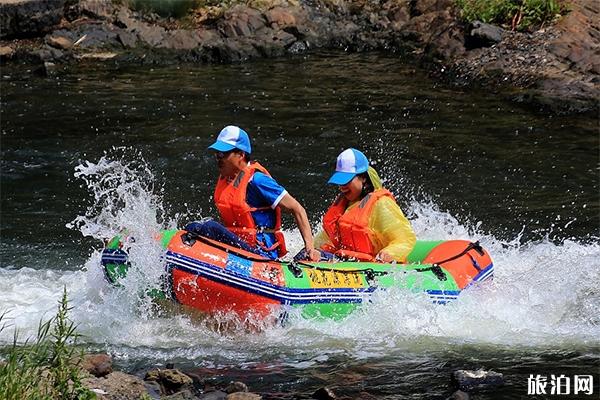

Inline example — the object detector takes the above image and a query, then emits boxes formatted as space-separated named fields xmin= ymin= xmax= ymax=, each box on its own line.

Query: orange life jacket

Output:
xmin=322 ymin=189 xmax=395 ymax=261
xmin=214 ymin=161 xmax=287 ymax=257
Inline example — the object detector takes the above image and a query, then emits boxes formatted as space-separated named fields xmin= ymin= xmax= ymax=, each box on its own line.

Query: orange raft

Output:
xmin=101 ymin=230 xmax=494 ymax=320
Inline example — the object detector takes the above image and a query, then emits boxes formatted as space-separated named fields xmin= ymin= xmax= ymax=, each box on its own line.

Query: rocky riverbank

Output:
xmin=0 ymin=0 xmax=597 ymax=111
xmin=78 ymin=353 xmax=502 ymax=399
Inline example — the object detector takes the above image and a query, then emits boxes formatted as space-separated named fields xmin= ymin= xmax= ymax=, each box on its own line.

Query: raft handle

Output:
xmin=181 ymin=232 xmax=197 ymax=247
xmin=288 ymin=262 xmax=303 ymax=278
xmin=415 ymin=264 xmax=447 ymax=281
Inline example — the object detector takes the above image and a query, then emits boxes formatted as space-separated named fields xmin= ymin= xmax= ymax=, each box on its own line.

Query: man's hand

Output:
xmin=305 ymin=247 xmax=321 ymax=261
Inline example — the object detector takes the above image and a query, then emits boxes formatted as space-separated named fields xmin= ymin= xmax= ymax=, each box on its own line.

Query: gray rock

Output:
xmin=226 ymin=393 xmax=261 ymax=400
xmin=452 ymin=369 xmax=504 ymax=391
xmin=78 ymin=0 xmax=114 ymax=20
xmin=468 ymin=21 xmax=504 ymax=48
xmin=117 ymin=31 xmax=137 ymax=48
xmin=199 ymin=390 xmax=227 ymax=400
xmin=31 ymin=46 xmax=64 ymax=62
xmin=144 ymin=381 xmax=162 ymax=399
xmin=163 ymin=389 xmax=197 ymax=400
xmin=114 ymin=6 xmax=135 ymax=30
xmin=72 ymin=26 xmax=119 ymax=48
xmin=159 ymin=30 xmax=200 ymax=50
xmin=447 ymin=390 xmax=470 ymax=400
xmin=0 ymin=0 xmax=65 ymax=39
xmin=82 ymin=371 xmax=149 ymax=400
xmin=134 ymin=24 xmax=166 ymax=47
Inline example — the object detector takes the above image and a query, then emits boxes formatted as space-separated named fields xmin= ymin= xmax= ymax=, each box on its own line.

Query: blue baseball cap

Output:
xmin=328 ymin=148 xmax=369 ymax=185
xmin=208 ymin=125 xmax=252 ymax=154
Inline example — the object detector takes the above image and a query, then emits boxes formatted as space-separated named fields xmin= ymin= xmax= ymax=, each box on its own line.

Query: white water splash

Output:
xmin=1 ymin=156 xmax=598 ymax=365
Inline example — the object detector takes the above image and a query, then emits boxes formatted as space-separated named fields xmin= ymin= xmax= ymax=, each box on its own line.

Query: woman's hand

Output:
xmin=375 ymin=251 xmax=393 ymax=263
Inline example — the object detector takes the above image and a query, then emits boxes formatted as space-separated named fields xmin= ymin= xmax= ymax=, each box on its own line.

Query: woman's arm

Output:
xmin=372 ymin=197 xmax=416 ymax=262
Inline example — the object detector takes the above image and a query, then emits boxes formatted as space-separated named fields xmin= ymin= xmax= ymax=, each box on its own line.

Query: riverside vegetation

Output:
xmin=456 ymin=0 xmax=568 ymax=31
xmin=0 ymin=288 xmax=96 ymax=400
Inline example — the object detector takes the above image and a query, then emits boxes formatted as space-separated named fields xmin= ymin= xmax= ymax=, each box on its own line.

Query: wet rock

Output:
xmin=356 ymin=392 xmax=377 ymax=400
xmin=145 ymin=368 xmax=194 ymax=395
xmin=81 ymin=353 xmax=113 ymax=378
xmin=164 ymin=390 xmax=197 ymax=400
xmin=447 ymin=390 xmax=470 ymax=400
xmin=452 ymin=369 xmax=504 ymax=391
xmin=83 ymin=371 xmax=149 ymax=400
xmin=287 ymin=40 xmax=308 ymax=54
xmin=0 ymin=0 xmax=65 ymax=39
xmin=312 ymin=387 xmax=336 ymax=400
xmin=47 ymin=35 xmax=73 ymax=50
xmin=34 ymin=61 xmax=57 ymax=77
xmin=226 ymin=393 xmax=261 ymax=400
xmin=225 ymin=381 xmax=248 ymax=393
xmin=467 ymin=21 xmax=504 ymax=49
xmin=71 ymin=25 xmax=119 ymax=48
xmin=199 ymin=390 xmax=227 ymax=400
xmin=273 ymin=30 xmax=297 ymax=47
xmin=30 ymin=46 xmax=64 ymax=62
xmin=144 ymin=380 xmax=162 ymax=399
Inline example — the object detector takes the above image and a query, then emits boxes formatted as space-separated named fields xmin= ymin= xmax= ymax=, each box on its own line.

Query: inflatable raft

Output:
xmin=101 ymin=230 xmax=493 ymax=320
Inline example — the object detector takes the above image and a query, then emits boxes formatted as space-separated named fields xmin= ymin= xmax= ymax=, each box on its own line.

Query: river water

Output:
xmin=1 ymin=52 xmax=599 ymax=399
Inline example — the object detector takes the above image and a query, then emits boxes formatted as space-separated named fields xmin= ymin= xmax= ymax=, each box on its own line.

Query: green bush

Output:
xmin=0 ymin=288 xmax=95 ymax=400
xmin=456 ymin=0 xmax=568 ymax=30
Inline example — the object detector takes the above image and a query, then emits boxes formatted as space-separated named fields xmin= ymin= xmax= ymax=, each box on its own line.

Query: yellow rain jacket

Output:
xmin=315 ymin=167 xmax=416 ymax=262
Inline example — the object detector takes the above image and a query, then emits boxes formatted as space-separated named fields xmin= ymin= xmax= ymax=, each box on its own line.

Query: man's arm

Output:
xmin=277 ymin=194 xmax=320 ymax=261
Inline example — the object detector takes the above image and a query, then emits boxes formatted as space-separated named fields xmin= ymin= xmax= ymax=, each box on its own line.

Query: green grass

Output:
xmin=0 ymin=288 xmax=96 ymax=400
xmin=456 ymin=0 xmax=568 ymax=31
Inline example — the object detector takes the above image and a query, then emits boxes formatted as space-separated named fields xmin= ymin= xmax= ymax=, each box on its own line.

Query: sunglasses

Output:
xmin=215 ymin=150 xmax=234 ymax=159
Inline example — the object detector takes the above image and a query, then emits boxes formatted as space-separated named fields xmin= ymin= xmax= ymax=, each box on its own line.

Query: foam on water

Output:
xmin=1 ymin=156 xmax=598 ymax=365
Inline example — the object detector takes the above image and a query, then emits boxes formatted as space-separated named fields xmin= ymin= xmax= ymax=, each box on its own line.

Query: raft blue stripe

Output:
xmin=167 ymin=251 xmax=464 ymax=305
xmin=167 ymin=253 xmax=371 ymax=296
xmin=166 ymin=252 xmax=371 ymax=304
xmin=473 ymin=264 xmax=494 ymax=282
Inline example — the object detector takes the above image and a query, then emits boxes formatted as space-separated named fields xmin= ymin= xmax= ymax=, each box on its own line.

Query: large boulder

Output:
xmin=0 ymin=0 xmax=65 ymax=39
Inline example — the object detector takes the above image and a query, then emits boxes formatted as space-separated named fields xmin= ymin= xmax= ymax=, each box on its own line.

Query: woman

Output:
xmin=314 ymin=148 xmax=416 ymax=263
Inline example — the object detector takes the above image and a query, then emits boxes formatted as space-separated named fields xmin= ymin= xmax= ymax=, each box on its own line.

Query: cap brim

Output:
xmin=328 ymin=171 xmax=356 ymax=185
xmin=208 ymin=140 xmax=236 ymax=152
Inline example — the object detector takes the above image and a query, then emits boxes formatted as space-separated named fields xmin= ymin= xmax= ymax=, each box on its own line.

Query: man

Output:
xmin=187 ymin=125 xmax=320 ymax=261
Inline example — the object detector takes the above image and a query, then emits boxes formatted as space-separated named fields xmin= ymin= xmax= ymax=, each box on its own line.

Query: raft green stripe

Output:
xmin=406 ymin=240 xmax=444 ymax=263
